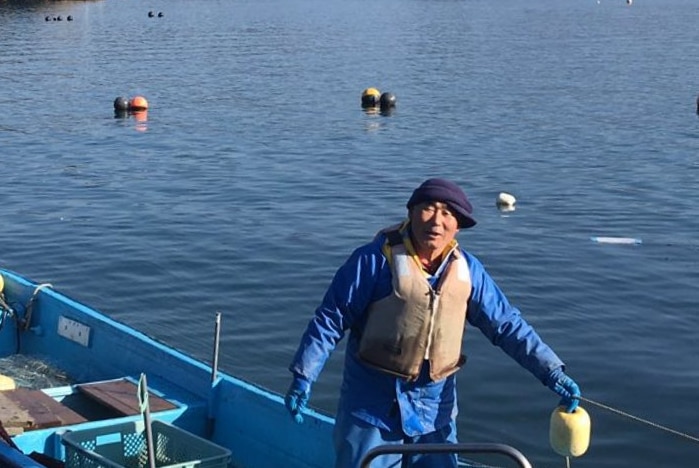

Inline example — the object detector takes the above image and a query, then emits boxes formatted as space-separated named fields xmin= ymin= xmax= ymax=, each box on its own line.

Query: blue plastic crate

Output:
xmin=61 ymin=420 xmax=230 ymax=468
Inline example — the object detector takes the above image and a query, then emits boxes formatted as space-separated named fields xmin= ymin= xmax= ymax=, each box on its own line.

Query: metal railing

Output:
xmin=360 ymin=442 xmax=533 ymax=468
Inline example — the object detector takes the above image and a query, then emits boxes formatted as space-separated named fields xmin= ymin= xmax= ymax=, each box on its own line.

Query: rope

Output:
xmin=578 ymin=396 xmax=699 ymax=444
xmin=22 ymin=283 xmax=53 ymax=331
xmin=0 ymin=292 xmax=16 ymax=331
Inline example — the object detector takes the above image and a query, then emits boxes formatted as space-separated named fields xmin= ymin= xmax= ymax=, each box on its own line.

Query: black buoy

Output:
xmin=45 ymin=15 xmax=51 ymax=21
xmin=696 ymin=95 xmax=699 ymax=115
xmin=158 ymin=12 xmax=164 ymax=17
xmin=148 ymin=11 xmax=155 ymax=17
xmin=379 ymin=92 xmax=397 ymax=111
xmin=114 ymin=96 xmax=129 ymax=112
xmin=67 ymin=15 xmax=73 ymax=21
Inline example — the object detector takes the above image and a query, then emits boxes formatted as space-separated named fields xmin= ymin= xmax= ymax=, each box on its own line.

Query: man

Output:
xmin=285 ymin=178 xmax=581 ymax=467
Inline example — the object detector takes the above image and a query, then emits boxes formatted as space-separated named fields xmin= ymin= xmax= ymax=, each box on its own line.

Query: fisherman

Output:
xmin=285 ymin=178 xmax=581 ymax=467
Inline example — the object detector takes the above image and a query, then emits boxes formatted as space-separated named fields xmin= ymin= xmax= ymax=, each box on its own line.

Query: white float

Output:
xmin=590 ymin=237 xmax=642 ymax=245
xmin=496 ymin=192 xmax=516 ymax=212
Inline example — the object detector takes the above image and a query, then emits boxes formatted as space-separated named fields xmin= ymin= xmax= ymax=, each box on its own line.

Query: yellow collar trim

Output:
xmin=383 ymin=220 xmax=459 ymax=275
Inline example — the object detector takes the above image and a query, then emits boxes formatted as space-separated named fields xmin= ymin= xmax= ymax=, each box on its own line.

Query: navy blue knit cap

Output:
xmin=406 ymin=178 xmax=477 ymax=229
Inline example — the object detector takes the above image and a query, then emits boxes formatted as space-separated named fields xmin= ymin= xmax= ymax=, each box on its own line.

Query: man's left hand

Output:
xmin=546 ymin=367 xmax=581 ymax=413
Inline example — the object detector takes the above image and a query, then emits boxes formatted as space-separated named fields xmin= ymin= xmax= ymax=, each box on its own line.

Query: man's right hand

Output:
xmin=284 ymin=375 xmax=311 ymax=423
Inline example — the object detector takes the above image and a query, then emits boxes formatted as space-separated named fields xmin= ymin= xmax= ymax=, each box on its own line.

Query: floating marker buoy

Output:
xmin=158 ymin=12 xmax=164 ymax=17
xmin=361 ymin=88 xmax=381 ymax=108
xmin=114 ymin=96 xmax=130 ymax=111
xmin=496 ymin=192 xmax=516 ymax=209
xmin=128 ymin=96 xmax=149 ymax=111
xmin=379 ymin=92 xmax=396 ymax=110
xmin=550 ymin=405 xmax=591 ymax=458
xmin=67 ymin=15 xmax=73 ymax=21
xmin=0 ymin=374 xmax=16 ymax=391
xmin=148 ymin=11 xmax=155 ymax=17
xmin=590 ymin=236 xmax=642 ymax=245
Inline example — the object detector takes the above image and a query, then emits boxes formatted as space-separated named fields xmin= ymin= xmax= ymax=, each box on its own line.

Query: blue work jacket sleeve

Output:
xmin=464 ymin=251 xmax=565 ymax=384
xmin=289 ymin=238 xmax=389 ymax=383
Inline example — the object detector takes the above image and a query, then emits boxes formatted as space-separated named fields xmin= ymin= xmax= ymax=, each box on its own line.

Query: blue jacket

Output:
xmin=289 ymin=231 xmax=564 ymax=437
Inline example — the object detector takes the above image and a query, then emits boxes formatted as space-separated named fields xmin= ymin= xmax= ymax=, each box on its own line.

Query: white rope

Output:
xmin=578 ymin=396 xmax=699 ymax=444
xmin=31 ymin=283 xmax=53 ymax=297
xmin=21 ymin=283 xmax=53 ymax=330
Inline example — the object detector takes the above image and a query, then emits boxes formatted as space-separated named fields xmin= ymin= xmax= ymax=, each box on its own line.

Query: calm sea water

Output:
xmin=2 ymin=0 xmax=699 ymax=466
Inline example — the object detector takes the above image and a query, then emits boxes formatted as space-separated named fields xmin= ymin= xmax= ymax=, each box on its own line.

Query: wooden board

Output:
xmin=77 ymin=379 xmax=176 ymax=416
xmin=0 ymin=387 xmax=86 ymax=433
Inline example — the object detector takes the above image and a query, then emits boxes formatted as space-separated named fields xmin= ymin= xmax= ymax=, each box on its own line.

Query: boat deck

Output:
xmin=76 ymin=379 xmax=177 ymax=417
xmin=0 ymin=387 xmax=86 ymax=434
xmin=1 ymin=377 xmax=182 ymax=435
xmin=0 ymin=373 xmax=210 ymax=467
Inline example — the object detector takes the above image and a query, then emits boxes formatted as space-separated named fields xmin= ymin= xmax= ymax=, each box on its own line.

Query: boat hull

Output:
xmin=0 ymin=268 xmax=335 ymax=468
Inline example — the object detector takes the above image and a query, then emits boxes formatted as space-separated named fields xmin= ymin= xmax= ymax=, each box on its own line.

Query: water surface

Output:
xmin=2 ymin=0 xmax=699 ymax=466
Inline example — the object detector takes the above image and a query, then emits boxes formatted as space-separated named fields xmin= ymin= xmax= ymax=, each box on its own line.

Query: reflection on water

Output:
xmin=114 ymin=110 xmax=148 ymax=132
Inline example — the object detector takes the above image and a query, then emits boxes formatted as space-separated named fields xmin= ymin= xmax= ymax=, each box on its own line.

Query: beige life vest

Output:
xmin=358 ymin=229 xmax=472 ymax=381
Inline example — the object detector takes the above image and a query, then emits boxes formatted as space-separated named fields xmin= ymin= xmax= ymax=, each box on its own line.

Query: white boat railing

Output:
xmin=360 ymin=442 xmax=533 ymax=468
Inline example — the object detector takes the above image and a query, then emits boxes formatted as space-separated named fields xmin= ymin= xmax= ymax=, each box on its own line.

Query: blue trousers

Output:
xmin=333 ymin=412 xmax=458 ymax=468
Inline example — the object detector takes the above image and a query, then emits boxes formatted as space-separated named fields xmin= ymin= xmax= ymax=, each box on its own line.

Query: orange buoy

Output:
xmin=129 ymin=96 xmax=149 ymax=111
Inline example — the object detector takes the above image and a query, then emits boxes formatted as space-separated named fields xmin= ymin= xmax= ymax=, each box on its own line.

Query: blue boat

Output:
xmin=0 ymin=268 xmax=532 ymax=468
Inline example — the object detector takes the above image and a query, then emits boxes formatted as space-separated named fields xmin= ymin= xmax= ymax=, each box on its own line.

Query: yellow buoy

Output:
xmin=0 ymin=374 xmax=16 ymax=391
xmin=550 ymin=405 xmax=591 ymax=457
xmin=361 ymin=87 xmax=381 ymax=108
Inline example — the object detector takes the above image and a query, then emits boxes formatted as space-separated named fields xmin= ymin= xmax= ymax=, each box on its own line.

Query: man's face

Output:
xmin=409 ymin=201 xmax=460 ymax=258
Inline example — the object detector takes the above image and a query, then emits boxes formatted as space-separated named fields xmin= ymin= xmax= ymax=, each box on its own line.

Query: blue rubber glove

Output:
xmin=284 ymin=375 xmax=311 ymax=424
xmin=546 ymin=367 xmax=580 ymax=413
